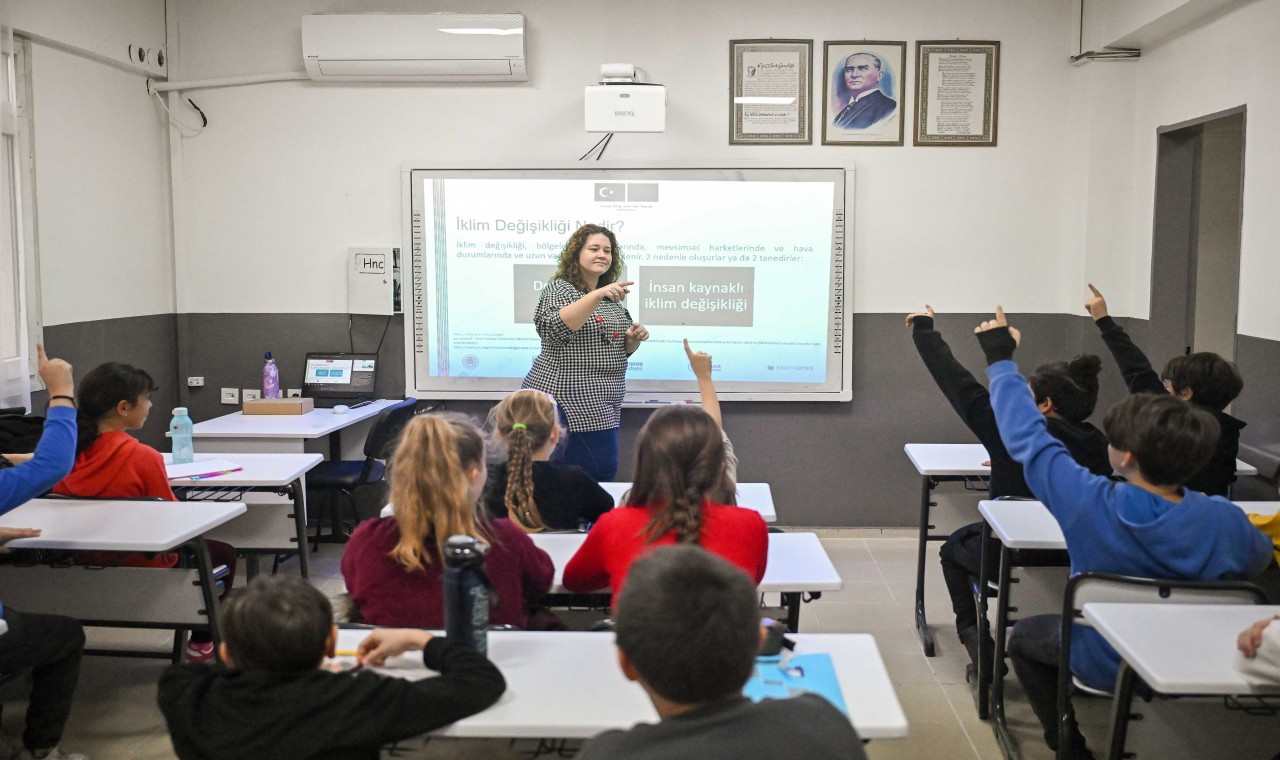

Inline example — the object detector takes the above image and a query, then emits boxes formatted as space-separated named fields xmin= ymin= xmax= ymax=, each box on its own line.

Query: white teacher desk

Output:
xmin=336 ymin=629 xmax=909 ymax=741
xmin=190 ymin=399 xmax=398 ymax=459
xmin=1083 ymin=603 xmax=1280 ymax=760
xmin=0 ymin=498 xmax=245 ymax=659
xmin=600 ymin=481 xmax=778 ymax=523
xmin=531 ymin=531 xmax=842 ymax=632
xmin=166 ymin=452 xmax=323 ymax=579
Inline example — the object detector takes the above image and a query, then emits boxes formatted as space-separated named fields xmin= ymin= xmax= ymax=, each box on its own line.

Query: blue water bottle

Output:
xmin=442 ymin=535 xmax=491 ymax=653
xmin=263 ymin=352 xmax=280 ymax=399
xmin=170 ymin=407 xmax=194 ymax=464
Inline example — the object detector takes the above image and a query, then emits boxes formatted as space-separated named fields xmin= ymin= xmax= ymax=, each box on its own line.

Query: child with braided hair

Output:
xmin=562 ymin=405 xmax=767 ymax=604
xmin=483 ymin=389 xmax=614 ymax=532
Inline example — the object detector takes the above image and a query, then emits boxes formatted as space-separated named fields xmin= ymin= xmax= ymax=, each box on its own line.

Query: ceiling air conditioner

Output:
xmin=302 ymin=13 xmax=527 ymax=83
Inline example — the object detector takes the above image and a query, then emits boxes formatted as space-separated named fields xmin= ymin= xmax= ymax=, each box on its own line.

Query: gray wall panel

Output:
xmin=1235 ymin=334 xmax=1280 ymax=482
xmin=42 ymin=314 xmax=179 ymax=449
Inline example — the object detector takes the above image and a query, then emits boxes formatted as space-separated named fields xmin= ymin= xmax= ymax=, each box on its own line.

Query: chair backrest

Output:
xmin=363 ymin=398 xmax=420 ymax=460
xmin=1054 ymin=571 xmax=1267 ymax=760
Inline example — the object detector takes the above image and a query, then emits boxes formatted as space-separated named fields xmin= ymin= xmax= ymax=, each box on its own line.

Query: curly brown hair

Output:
xmin=552 ymin=224 xmax=624 ymax=293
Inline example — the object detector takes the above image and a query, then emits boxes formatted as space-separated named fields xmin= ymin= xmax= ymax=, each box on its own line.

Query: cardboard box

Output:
xmin=243 ymin=397 xmax=314 ymax=415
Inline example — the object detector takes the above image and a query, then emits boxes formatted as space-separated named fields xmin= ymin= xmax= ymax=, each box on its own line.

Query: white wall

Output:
xmin=1077 ymin=0 xmax=1280 ymax=339
xmin=168 ymin=0 xmax=1082 ymax=317
xmin=12 ymin=0 xmax=174 ymax=327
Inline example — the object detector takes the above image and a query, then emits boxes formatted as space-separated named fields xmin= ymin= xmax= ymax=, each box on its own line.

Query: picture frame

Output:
xmin=821 ymin=41 xmax=906 ymax=146
xmin=913 ymin=40 xmax=1000 ymax=147
xmin=729 ymin=39 xmax=813 ymax=145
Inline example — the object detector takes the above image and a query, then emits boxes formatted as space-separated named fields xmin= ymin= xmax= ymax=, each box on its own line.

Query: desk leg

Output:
xmin=189 ymin=539 xmax=224 ymax=657
xmin=782 ymin=592 xmax=802 ymax=633
xmin=291 ymin=477 xmax=311 ymax=578
xmin=914 ymin=475 xmax=937 ymax=657
xmin=990 ymin=546 xmax=1019 ymax=759
xmin=245 ymin=555 xmax=260 ymax=581
xmin=329 ymin=430 xmax=342 ymax=462
xmin=974 ymin=522 xmax=994 ymax=720
xmin=1107 ymin=662 xmax=1139 ymax=760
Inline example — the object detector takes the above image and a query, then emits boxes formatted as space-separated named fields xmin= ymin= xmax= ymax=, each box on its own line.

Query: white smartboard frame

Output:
xmin=401 ymin=163 xmax=853 ymax=402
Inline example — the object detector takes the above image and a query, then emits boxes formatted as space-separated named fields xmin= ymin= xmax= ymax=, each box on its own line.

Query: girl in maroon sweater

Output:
xmin=342 ymin=414 xmax=553 ymax=629
xmin=563 ymin=406 xmax=767 ymax=604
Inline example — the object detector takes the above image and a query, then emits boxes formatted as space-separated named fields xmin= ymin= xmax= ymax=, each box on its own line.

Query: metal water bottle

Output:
xmin=442 ymin=535 xmax=491 ymax=653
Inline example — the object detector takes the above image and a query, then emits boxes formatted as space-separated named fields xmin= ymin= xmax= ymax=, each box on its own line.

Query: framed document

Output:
xmin=913 ymin=41 xmax=1000 ymax=147
xmin=822 ymin=41 xmax=906 ymax=146
xmin=730 ymin=39 xmax=813 ymax=145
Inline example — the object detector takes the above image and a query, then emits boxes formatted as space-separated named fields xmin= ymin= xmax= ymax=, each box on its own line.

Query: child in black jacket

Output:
xmin=908 ymin=307 xmax=1112 ymax=667
xmin=158 ymin=576 xmax=505 ymax=760
xmin=1085 ymin=284 xmax=1244 ymax=496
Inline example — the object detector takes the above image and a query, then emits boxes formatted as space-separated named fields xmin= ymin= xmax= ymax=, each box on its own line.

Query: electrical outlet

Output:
xmin=242 ymin=389 xmax=262 ymax=402
xmin=187 ymin=376 xmax=205 ymax=387
xmin=286 ymin=388 xmax=302 ymax=398
xmin=220 ymin=388 xmax=239 ymax=405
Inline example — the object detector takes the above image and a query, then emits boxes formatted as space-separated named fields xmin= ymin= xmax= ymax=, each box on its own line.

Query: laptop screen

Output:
xmin=302 ymin=353 xmax=377 ymax=400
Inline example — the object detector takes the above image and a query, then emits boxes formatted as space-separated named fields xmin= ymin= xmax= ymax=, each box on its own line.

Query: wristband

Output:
xmin=48 ymin=395 xmax=76 ymax=406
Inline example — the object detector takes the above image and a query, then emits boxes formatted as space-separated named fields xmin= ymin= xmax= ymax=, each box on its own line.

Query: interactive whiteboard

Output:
xmin=402 ymin=166 xmax=851 ymax=401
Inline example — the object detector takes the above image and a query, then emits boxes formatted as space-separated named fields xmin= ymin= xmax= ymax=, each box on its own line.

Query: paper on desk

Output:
xmin=165 ymin=458 xmax=243 ymax=480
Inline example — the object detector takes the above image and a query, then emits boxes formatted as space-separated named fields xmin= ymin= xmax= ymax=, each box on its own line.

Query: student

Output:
xmin=974 ymin=307 xmax=1272 ymax=759
xmin=1084 ymin=284 xmax=1244 ymax=495
xmin=158 ymin=575 xmax=505 ymax=760
xmin=482 ymin=388 xmax=613 ymax=532
xmin=52 ymin=362 xmax=235 ymax=662
xmin=907 ymin=307 xmax=1111 ymax=668
xmin=683 ymin=339 xmax=738 ymax=483
xmin=0 ymin=346 xmax=90 ymax=760
xmin=577 ymin=545 xmax=865 ymax=760
xmin=562 ymin=406 xmax=767 ymax=603
xmin=342 ymin=414 xmax=554 ymax=629
xmin=1237 ymin=615 xmax=1280 ymax=684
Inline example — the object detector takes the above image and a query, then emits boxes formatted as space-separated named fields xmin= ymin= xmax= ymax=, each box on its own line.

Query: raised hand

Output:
xmin=1084 ymin=284 xmax=1109 ymax=321
xmin=974 ymin=306 xmax=1022 ymax=345
xmin=37 ymin=345 xmax=74 ymax=399
xmin=905 ymin=304 xmax=937 ymax=327
xmin=683 ymin=338 xmax=712 ymax=378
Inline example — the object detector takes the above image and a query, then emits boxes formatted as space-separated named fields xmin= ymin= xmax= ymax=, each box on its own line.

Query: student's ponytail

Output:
xmin=74 ymin=363 xmax=158 ymax=455
xmin=629 ymin=406 xmax=727 ymax=546
xmin=491 ymin=389 xmax=559 ymax=533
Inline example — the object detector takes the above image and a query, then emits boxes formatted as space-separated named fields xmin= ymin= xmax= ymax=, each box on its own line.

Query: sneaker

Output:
xmin=184 ymin=640 xmax=215 ymax=663
xmin=15 ymin=748 xmax=90 ymax=760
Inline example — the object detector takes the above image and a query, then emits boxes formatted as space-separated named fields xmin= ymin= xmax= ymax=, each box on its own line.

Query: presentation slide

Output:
xmin=406 ymin=168 xmax=850 ymax=401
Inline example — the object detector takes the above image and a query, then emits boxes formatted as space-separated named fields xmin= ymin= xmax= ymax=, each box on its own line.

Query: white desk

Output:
xmin=190 ymin=399 xmax=398 ymax=456
xmin=1083 ymin=603 xmax=1280 ymax=759
xmin=0 ymin=498 xmax=245 ymax=660
xmin=599 ymin=482 xmax=778 ymax=523
xmin=903 ymin=443 xmax=991 ymax=659
xmin=336 ymin=630 xmax=909 ymax=741
xmin=531 ymin=531 xmax=841 ymax=632
xmin=166 ymin=452 xmax=324 ymax=578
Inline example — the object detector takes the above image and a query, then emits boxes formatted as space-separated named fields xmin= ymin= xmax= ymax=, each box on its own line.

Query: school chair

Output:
xmin=308 ymin=397 xmax=419 ymax=548
xmin=1055 ymin=572 xmax=1268 ymax=760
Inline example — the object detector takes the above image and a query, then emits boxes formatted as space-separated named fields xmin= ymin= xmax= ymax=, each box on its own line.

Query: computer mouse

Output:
xmin=333 ymin=404 xmax=350 ymax=415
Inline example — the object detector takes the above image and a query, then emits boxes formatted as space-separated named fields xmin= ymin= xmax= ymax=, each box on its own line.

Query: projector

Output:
xmin=585 ymin=84 xmax=666 ymax=133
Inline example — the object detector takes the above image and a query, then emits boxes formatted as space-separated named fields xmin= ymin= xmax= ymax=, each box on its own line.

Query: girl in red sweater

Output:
xmin=562 ymin=405 xmax=768 ymax=603
xmin=53 ymin=362 xmax=236 ymax=661
xmin=342 ymin=414 xmax=554 ymax=629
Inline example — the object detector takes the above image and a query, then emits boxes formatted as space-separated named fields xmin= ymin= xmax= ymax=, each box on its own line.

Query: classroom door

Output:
xmin=1148 ymin=108 xmax=1245 ymax=363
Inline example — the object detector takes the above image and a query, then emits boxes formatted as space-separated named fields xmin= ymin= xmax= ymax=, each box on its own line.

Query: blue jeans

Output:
xmin=556 ymin=427 xmax=619 ymax=482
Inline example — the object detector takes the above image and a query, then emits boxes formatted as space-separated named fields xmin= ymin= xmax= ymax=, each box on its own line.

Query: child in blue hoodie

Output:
xmin=973 ymin=309 xmax=1272 ymax=760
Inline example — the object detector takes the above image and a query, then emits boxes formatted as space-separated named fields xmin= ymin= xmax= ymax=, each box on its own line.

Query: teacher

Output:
xmin=523 ymin=224 xmax=649 ymax=481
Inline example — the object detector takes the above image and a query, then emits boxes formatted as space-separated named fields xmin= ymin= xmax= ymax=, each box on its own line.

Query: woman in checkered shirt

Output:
xmin=522 ymin=225 xmax=649 ymax=481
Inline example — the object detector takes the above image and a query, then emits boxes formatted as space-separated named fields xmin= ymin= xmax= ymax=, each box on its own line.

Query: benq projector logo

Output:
xmin=614 ymin=110 xmax=635 ymax=117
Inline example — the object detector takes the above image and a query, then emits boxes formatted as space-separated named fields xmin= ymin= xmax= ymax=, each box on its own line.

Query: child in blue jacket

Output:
xmin=974 ymin=310 xmax=1272 ymax=759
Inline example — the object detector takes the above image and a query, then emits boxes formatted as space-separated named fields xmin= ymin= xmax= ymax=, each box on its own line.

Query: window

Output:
xmin=0 ymin=29 xmax=38 ymax=411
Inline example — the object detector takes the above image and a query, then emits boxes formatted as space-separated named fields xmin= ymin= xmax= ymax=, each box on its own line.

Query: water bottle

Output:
xmin=262 ymin=352 xmax=280 ymax=399
xmin=442 ymin=535 xmax=491 ymax=653
xmin=170 ymin=407 xmax=194 ymax=464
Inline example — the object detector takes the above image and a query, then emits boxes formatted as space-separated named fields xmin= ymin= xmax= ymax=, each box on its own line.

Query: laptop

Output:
xmin=302 ymin=352 xmax=378 ymax=408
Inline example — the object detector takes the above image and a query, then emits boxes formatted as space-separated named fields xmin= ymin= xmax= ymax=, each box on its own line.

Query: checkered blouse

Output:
xmin=522 ymin=278 xmax=634 ymax=432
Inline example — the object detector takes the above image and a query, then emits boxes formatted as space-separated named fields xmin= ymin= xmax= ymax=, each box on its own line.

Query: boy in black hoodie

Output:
xmin=908 ymin=307 xmax=1111 ymax=668
xmin=158 ymin=576 xmax=505 ymax=760
xmin=1085 ymin=284 xmax=1244 ymax=495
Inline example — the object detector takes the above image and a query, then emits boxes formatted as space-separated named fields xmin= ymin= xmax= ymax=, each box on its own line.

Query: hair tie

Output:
xmin=511 ymin=423 xmax=527 ymax=431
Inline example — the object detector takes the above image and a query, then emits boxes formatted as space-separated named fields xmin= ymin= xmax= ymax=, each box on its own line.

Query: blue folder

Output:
xmin=744 ymin=652 xmax=849 ymax=716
